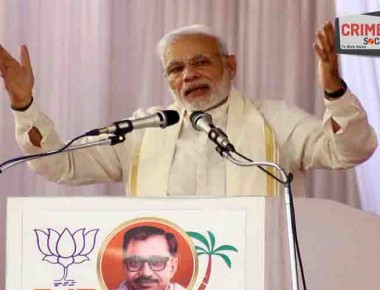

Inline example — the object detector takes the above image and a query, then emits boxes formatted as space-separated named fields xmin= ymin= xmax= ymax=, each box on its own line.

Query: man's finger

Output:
xmin=0 ymin=44 xmax=7 ymax=57
xmin=0 ymin=45 xmax=17 ymax=74
xmin=0 ymin=58 xmax=8 ymax=75
xmin=320 ymin=29 xmax=333 ymax=53
xmin=323 ymin=21 xmax=335 ymax=52
xmin=0 ymin=45 xmax=9 ymax=71
xmin=20 ymin=45 xmax=32 ymax=72
xmin=313 ymin=43 xmax=328 ymax=61
xmin=0 ymin=44 xmax=13 ymax=61
xmin=316 ymin=30 xmax=332 ymax=54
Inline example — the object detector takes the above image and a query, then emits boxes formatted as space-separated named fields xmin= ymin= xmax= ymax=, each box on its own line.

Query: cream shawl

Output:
xmin=128 ymin=88 xmax=279 ymax=197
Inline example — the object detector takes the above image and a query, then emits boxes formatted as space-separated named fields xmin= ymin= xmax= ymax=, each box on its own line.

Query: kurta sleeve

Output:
xmin=11 ymin=101 xmax=128 ymax=185
xmin=258 ymin=90 xmax=378 ymax=171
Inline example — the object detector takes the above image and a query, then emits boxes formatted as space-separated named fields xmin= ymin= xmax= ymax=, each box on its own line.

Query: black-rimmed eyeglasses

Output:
xmin=123 ymin=255 xmax=171 ymax=272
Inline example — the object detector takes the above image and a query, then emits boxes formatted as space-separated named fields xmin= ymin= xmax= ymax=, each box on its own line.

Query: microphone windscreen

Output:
xmin=189 ymin=111 xmax=212 ymax=131
xmin=189 ymin=111 xmax=203 ymax=124
xmin=162 ymin=110 xmax=180 ymax=126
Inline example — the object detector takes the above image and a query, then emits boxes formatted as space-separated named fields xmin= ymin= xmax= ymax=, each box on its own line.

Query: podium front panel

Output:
xmin=6 ymin=196 xmax=267 ymax=290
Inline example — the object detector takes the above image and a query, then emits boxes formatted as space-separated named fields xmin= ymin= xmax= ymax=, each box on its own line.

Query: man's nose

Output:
xmin=183 ymin=64 xmax=199 ymax=82
xmin=140 ymin=261 xmax=154 ymax=275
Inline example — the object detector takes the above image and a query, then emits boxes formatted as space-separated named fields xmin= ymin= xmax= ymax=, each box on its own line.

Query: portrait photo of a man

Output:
xmin=114 ymin=225 xmax=186 ymax=290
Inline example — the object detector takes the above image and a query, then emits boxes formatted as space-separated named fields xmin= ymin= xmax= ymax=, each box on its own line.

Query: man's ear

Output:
xmin=170 ymin=257 xmax=179 ymax=275
xmin=226 ymin=55 xmax=237 ymax=79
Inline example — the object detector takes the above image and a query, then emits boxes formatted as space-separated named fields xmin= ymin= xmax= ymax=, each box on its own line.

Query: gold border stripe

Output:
xmin=264 ymin=121 xmax=279 ymax=197
xmin=128 ymin=144 xmax=141 ymax=197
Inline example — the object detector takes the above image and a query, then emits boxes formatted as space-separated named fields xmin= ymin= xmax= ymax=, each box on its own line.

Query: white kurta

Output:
xmin=167 ymin=101 xmax=228 ymax=197
xmin=12 ymin=88 xmax=377 ymax=197
xmin=115 ymin=281 xmax=186 ymax=290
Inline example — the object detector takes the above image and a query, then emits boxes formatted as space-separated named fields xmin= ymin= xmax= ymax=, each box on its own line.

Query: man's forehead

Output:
xmin=125 ymin=235 xmax=170 ymax=255
xmin=163 ymin=34 xmax=220 ymax=65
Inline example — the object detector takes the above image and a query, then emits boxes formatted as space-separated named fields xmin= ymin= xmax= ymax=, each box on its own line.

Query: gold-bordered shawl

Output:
xmin=128 ymin=88 xmax=279 ymax=197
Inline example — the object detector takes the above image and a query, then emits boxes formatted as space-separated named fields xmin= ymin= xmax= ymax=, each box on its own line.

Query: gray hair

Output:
xmin=155 ymin=24 xmax=229 ymax=62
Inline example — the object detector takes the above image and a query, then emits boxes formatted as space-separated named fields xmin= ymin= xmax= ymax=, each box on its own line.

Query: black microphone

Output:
xmin=86 ymin=110 xmax=180 ymax=136
xmin=190 ymin=111 xmax=235 ymax=152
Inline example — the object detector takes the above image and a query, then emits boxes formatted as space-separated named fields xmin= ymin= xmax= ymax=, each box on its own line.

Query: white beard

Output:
xmin=170 ymin=69 xmax=231 ymax=112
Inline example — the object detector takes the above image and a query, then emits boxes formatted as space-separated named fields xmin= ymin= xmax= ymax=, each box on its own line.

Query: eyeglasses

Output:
xmin=123 ymin=255 xmax=171 ymax=272
xmin=164 ymin=53 xmax=227 ymax=80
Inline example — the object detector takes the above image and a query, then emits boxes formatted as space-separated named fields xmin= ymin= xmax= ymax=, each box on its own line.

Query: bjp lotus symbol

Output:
xmin=34 ymin=228 xmax=99 ymax=285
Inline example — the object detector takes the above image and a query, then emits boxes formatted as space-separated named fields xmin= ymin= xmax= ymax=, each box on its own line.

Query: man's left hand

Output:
xmin=314 ymin=21 xmax=342 ymax=92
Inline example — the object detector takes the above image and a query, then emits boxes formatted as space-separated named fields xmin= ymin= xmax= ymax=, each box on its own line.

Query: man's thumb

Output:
xmin=20 ymin=45 xmax=32 ymax=72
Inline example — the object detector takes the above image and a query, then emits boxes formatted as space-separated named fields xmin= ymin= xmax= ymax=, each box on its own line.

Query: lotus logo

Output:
xmin=34 ymin=228 xmax=99 ymax=287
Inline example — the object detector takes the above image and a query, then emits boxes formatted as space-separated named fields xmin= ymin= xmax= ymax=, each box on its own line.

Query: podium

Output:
xmin=265 ymin=198 xmax=380 ymax=289
xmin=6 ymin=196 xmax=380 ymax=290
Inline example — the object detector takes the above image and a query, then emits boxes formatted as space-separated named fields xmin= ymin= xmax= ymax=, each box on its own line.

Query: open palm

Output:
xmin=0 ymin=44 xmax=34 ymax=108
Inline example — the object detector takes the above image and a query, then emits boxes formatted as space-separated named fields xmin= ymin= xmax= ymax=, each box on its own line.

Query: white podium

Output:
xmin=6 ymin=196 xmax=380 ymax=290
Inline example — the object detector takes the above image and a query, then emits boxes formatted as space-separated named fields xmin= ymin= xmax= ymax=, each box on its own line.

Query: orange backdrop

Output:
xmin=99 ymin=220 xmax=196 ymax=289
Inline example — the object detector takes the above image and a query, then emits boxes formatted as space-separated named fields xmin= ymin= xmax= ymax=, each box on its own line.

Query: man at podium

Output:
xmin=0 ymin=22 xmax=377 ymax=197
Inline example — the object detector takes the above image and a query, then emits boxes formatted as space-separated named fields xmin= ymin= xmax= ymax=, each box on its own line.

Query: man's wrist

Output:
xmin=324 ymin=79 xmax=347 ymax=100
xmin=11 ymin=97 xmax=33 ymax=112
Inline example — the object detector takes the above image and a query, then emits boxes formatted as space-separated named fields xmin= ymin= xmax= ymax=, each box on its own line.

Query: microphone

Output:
xmin=190 ymin=111 xmax=235 ymax=152
xmin=86 ymin=110 xmax=180 ymax=136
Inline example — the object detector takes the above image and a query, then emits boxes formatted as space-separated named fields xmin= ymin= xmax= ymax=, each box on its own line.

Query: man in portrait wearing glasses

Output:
xmin=115 ymin=226 xmax=186 ymax=290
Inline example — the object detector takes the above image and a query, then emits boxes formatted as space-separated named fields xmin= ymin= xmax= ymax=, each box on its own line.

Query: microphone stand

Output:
xmin=218 ymin=148 xmax=299 ymax=290
xmin=0 ymin=134 xmax=125 ymax=174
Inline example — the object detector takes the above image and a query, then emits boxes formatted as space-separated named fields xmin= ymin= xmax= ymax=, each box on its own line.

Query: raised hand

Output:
xmin=314 ymin=21 xmax=343 ymax=93
xmin=0 ymin=44 xmax=34 ymax=109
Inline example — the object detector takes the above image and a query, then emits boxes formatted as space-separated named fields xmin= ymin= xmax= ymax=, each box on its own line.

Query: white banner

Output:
xmin=6 ymin=196 xmax=267 ymax=290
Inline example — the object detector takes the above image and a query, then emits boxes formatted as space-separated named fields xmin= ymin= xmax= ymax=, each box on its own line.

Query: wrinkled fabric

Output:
xmin=12 ymin=88 xmax=377 ymax=197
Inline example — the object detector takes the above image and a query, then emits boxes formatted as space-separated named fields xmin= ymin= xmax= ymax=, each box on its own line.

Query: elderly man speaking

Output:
xmin=0 ymin=22 xmax=377 ymax=197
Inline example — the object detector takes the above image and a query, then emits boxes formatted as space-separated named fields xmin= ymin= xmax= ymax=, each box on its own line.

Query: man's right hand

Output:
xmin=0 ymin=44 xmax=34 ymax=110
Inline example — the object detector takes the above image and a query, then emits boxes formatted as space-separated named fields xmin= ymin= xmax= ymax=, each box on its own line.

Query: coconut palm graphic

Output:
xmin=187 ymin=231 xmax=238 ymax=290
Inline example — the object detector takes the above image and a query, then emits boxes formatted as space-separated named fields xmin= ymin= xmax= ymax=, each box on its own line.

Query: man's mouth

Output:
xmin=184 ymin=84 xmax=210 ymax=98
xmin=134 ymin=277 xmax=158 ymax=285
xmin=137 ymin=281 xmax=156 ymax=288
